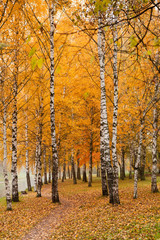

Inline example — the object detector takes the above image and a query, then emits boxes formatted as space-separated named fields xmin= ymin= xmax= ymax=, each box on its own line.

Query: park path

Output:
xmin=21 ymin=186 xmax=77 ymax=240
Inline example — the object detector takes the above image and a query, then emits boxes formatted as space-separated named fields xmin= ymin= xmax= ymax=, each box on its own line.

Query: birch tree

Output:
xmin=0 ymin=63 xmax=12 ymax=210
xmin=49 ymin=1 xmax=59 ymax=203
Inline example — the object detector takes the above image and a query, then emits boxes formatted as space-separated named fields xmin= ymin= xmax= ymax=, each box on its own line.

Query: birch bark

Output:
xmin=49 ymin=2 xmax=59 ymax=203
xmin=151 ymin=81 xmax=159 ymax=192
xmin=98 ymin=12 xmax=112 ymax=201
xmin=111 ymin=9 xmax=120 ymax=204
xmin=11 ymin=42 xmax=19 ymax=202
xmin=0 ymin=65 xmax=12 ymax=210
xmin=43 ymin=145 xmax=47 ymax=184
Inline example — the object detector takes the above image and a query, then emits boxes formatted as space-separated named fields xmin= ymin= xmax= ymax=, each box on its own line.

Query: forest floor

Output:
xmin=0 ymin=177 xmax=160 ymax=240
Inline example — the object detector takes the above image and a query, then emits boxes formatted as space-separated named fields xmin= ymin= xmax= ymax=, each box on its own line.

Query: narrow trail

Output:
xmin=21 ymin=187 xmax=76 ymax=240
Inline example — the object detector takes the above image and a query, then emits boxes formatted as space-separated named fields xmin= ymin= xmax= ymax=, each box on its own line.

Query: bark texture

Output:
xmin=11 ymin=45 xmax=19 ymax=202
xmin=111 ymin=10 xmax=120 ymax=204
xmin=98 ymin=12 xmax=112 ymax=201
xmin=1 ymin=66 xmax=12 ymax=210
xmin=3 ymin=100 xmax=12 ymax=210
xmin=50 ymin=2 xmax=59 ymax=203
xmin=151 ymin=81 xmax=159 ymax=193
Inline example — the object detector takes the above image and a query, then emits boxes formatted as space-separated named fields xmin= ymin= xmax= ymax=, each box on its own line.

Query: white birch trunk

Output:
xmin=151 ymin=81 xmax=159 ymax=192
xmin=49 ymin=2 xmax=59 ymax=203
xmin=11 ymin=50 xmax=19 ymax=202
xmin=3 ymin=101 xmax=12 ymax=210
xmin=1 ymin=65 xmax=12 ymax=210
xmin=98 ymin=12 xmax=113 ymax=200
xmin=111 ymin=9 xmax=120 ymax=204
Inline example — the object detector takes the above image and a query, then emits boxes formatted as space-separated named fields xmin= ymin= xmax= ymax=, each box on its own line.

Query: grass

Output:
xmin=0 ymin=176 xmax=159 ymax=240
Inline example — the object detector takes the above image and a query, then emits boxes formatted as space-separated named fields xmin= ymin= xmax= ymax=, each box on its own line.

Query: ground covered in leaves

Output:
xmin=0 ymin=177 xmax=160 ymax=240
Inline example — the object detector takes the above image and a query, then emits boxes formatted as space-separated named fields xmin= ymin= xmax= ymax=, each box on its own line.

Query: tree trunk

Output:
xmin=140 ymin=144 xmax=146 ymax=181
xmin=43 ymin=146 xmax=47 ymax=184
xmin=77 ymin=150 xmax=81 ymax=180
xmin=59 ymin=166 xmax=61 ymax=180
xmin=133 ymin=118 xmax=144 ymax=199
xmin=120 ymin=148 xmax=125 ymax=180
xmin=67 ymin=162 xmax=71 ymax=179
xmin=71 ymin=152 xmax=77 ymax=184
xmin=88 ymin=131 xmax=93 ymax=187
xmin=98 ymin=12 xmax=113 ymax=201
xmin=83 ymin=164 xmax=87 ymax=182
xmin=129 ymin=146 xmax=133 ymax=179
xmin=111 ymin=10 xmax=120 ymax=204
xmin=151 ymin=81 xmax=159 ymax=193
xmin=97 ymin=162 xmax=100 ymax=177
xmin=2 ymin=100 xmax=12 ymax=210
xmin=11 ymin=48 xmax=19 ymax=202
xmin=49 ymin=2 xmax=59 ymax=203
xmin=25 ymin=120 xmax=32 ymax=191
xmin=62 ymin=161 xmax=66 ymax=182
xmin=37 ymin=122 xmax=42 ymax=197
xmin=34 ymin=143 xmax=38 ymax=192
xmin=48 ymin=155 xmax=51 ymax=183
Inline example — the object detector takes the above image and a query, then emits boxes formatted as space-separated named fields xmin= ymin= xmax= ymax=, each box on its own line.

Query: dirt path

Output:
xmin=21 ymin=188 xmax=76 ymax=240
